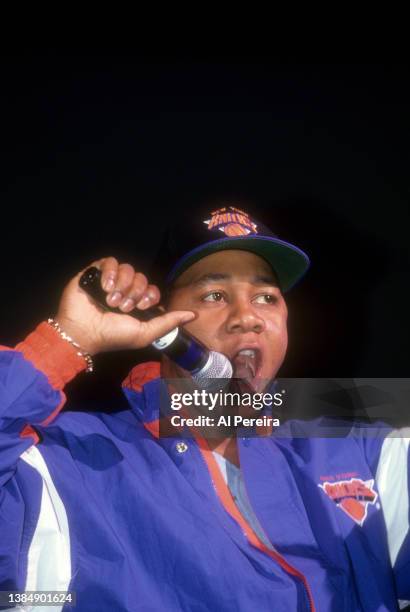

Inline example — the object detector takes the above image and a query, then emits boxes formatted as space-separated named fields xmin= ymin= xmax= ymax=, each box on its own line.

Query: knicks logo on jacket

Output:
xmin=319 ymin=477 xmax=378 ymax=526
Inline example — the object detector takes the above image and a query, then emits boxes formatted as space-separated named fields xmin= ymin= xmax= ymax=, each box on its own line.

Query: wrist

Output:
xmin=47 ymin=319 xmax=94 ymax=372
xmin=54 ymin=315 xmax=99 ymax=356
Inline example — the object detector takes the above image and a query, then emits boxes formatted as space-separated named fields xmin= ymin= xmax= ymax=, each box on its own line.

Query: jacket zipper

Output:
xmin=193 ymin=434 xmax=315 ymax=612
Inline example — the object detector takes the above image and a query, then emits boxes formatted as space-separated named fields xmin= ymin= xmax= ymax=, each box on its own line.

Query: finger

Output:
xmin=118 ymin=273 xmax=149 ymax=312
xmin=108 ymin=264 xmax=139 ymax=307
xmin=134 ymin=284 xmax=161 ymax=310
xmin=100 ymin=257 xmax=119 ymax=292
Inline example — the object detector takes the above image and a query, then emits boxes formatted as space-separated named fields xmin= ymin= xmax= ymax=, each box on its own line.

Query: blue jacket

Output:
xmin=1 ymin=327 xmax=410 ymax=611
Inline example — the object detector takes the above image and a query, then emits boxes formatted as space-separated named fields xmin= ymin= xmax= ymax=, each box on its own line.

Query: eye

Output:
xmin=202 ymin=291 xmax=226 ymax=303
xmin=252 ymin=294 xmax=278 ymax=305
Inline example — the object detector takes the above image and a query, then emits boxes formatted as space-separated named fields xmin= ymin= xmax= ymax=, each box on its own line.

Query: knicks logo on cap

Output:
xmin=319 ymin=477 xmax=378 ymax=526
xmin=203 ymin=206 xmax=258 ymax=237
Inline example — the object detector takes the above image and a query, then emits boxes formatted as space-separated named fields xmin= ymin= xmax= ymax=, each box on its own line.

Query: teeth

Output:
xmin=237 ymin=349 xmax=256 ymax=357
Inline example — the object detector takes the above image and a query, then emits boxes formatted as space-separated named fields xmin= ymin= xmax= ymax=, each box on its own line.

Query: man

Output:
xmin=0 ymin=204 xmax=409 ymax=611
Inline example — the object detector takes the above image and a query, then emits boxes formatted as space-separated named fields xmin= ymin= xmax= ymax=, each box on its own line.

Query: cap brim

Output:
xmin=166 ymin=235 xmax=310 ymax=292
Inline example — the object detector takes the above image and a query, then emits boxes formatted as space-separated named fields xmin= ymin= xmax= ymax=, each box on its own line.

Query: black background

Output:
xmin=1 ymin=56 xmax=409 ymax=409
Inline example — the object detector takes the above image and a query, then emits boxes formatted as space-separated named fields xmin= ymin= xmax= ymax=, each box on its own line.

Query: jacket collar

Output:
xmin=122 ymin=361 xmax=163 ymax=437
xmin=122 ymin=361 xmax=161 ymax=393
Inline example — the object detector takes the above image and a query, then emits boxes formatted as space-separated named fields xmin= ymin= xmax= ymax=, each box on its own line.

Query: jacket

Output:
xmin=1 ymin=322 xmax=410 ymax=611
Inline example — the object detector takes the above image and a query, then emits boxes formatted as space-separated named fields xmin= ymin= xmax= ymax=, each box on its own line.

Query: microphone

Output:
xmin=79 ymin=267 xmax=233 ymax=390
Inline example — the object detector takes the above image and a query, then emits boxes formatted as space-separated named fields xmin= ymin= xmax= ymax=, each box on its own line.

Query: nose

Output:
xmin=225 ymin=298 xmax=266 ymax=334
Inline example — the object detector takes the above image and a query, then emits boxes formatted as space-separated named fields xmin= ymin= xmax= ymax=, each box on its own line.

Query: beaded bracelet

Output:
xmin=47 ymin=318 xmax=94 ymax=373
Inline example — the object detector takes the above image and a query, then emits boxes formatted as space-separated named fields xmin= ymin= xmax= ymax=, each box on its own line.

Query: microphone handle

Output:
xmin=79 ymin=267 xmax=208 ymax=373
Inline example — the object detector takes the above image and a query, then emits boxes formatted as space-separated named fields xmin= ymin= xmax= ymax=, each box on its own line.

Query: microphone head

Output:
xmin=192 ymin=351 xmax=233 ymax=391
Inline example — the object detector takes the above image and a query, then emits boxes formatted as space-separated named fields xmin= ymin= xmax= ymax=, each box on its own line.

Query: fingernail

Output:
xmin=104 ymin=278 xmax=115 ymax=291
xmin=136 ymin=295 xmax=151 ymax=309
xmin=108 ymin=291 xmax=122 ymax=305
xmin=120 ymin=298 xmax=135 ymax=311
xmin=181 ymin=312 xmax=195 ymax=323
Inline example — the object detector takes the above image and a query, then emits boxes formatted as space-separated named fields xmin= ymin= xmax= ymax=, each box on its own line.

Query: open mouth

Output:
xmin=231 ymin=348 xmax=262 ymax=383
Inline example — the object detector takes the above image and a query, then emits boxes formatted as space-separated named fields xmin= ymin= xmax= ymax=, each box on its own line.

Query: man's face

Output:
xmin=166 ymin=250 xmax=288 ymax=391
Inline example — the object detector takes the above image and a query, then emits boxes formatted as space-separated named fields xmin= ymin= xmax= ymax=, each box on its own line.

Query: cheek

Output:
xmin=265 ymin=319 xmax=288 ymax=350
xmin=167 ymin=291 xmax=223 ymax=347
xmin=265 ymin=309 xmax=288 ymax=337
xmin=264 ymin=315 xmax=288 ymax=367
xmin=182 ymin=313 xmax=218 ymax=346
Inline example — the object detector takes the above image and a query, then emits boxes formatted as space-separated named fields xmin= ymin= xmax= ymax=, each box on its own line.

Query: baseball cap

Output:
xmin=153 ymin=204 xmax=310 ymax=292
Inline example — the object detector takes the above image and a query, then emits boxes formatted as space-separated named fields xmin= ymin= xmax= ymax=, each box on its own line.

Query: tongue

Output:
xmin=232 ymin=354 xmax=256 ymax=379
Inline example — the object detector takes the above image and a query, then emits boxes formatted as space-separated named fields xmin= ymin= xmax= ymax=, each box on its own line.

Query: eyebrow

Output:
xmin=189 ymin=273 xmax=279 ymax=287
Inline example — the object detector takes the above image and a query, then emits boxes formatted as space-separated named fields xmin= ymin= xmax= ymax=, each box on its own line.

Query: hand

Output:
xmin=55 ymin=257 xmax=195 ymax=355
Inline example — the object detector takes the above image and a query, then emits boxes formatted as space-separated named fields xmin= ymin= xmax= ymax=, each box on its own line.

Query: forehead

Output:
xmin=172 ymin=250 xmax=278 ymax=287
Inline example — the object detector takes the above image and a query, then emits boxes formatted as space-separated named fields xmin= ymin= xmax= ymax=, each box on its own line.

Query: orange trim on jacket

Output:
xmin=15 ymin=321 xmax=87 ymax=390
xmin=10 ymin=322 xmax=87 ymax=434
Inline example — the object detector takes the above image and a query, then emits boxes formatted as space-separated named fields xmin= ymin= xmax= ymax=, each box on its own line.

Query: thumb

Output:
xmin=135 ymin=310 xmax=196 ymax=346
